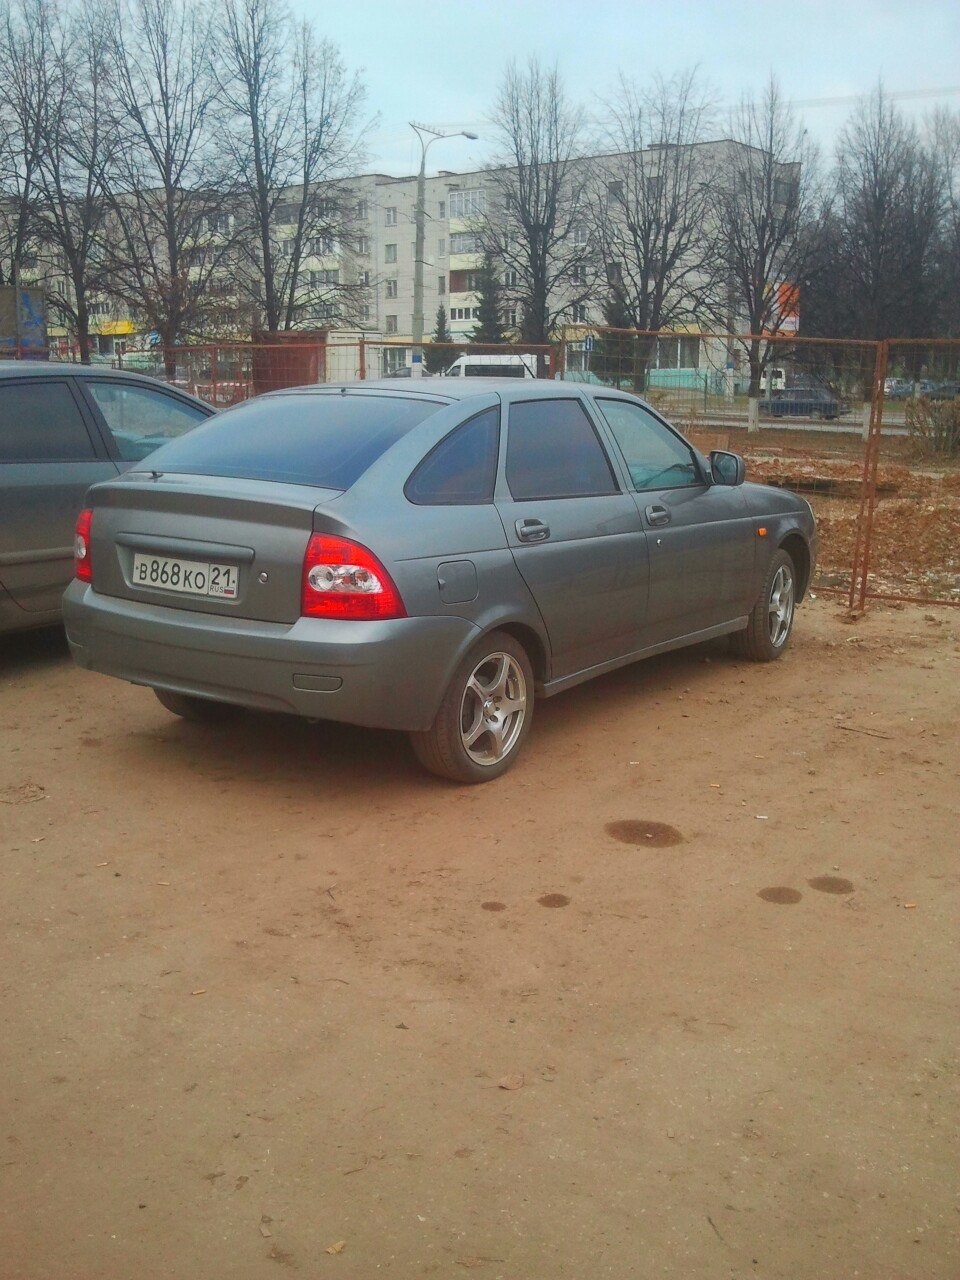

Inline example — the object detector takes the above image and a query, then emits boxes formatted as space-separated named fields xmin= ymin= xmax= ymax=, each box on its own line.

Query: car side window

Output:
xmin=86 ymin=382 xmax=208 ymax=462
xmin=505 ymin=398 xmax=617 ymax=500
xmin=405 ymin=407 xmax=500 ymax=505
xmin=595 ymin=398 xmax=699 ymax=491
xmin=0 ymin=381 xmax=97 ymax=462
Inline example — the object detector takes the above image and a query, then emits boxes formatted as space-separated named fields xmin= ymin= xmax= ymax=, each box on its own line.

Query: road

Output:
xmin=2 ymin=601 xmax=958 ymax=1279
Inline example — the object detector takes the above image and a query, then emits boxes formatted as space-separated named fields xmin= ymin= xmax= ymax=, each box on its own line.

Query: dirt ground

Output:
xmin=2 ymin=599 xmax=958 ymax=1280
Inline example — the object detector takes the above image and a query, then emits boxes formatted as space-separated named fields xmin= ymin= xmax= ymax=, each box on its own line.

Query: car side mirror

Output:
xmin=710 ymin=450 xmax=745 ymax=486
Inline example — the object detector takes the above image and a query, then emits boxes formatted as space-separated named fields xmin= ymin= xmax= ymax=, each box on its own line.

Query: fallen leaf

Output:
xmin=325 ymin=1240 xmax=346 ymax=1255
xmin=498 ymin=1074 xmax=524 ymax=1091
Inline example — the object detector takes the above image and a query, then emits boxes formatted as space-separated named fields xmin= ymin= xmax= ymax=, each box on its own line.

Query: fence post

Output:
xmin=210 ymin=344 xmax=219 ymax=406
xmin=358 ymin=339 xmax=366 ymax=381
xmin=848 ymin=340 xmax=889 ymax=613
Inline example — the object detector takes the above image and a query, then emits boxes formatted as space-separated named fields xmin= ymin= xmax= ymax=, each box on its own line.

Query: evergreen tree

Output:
xmin=470 ymin=254 xmax=507 ymax=345
xmin=590 ymin=292 xmax=636 ymax=387
xmin=425 ymin=304 xmax=454 ymax=373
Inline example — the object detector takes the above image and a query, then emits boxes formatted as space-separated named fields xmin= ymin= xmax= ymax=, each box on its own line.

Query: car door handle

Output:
xmin=516 ymin=518 xmax=550 ymax=543
xmin=645 ymin=504 xmax=671 ymax=527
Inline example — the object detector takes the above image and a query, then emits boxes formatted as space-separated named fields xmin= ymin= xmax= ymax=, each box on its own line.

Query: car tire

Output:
xmin=730 ymin=549 xmax=796 ymax=662
xmin=409 ymin=631 xmax=534 ymax=784
xmin=154 ymin=688 xmax=235 ymax=722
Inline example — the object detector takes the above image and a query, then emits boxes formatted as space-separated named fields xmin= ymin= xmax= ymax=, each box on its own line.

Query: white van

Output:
xmin=442 ymin=352 xmax=539 ymax=378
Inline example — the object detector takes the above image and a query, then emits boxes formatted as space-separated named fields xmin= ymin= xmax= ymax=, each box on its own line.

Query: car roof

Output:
xmin=0 ymin=360 xmax=166 ymax=382
xmin=266 ymin=378 xmax=637 ymax=404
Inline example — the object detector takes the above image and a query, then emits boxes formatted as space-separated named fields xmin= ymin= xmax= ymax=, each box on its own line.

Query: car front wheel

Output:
xmin=410 ymin=631 xmax=533 ymax=783
xmin=730 ymin=549 xmax=796 ymax=662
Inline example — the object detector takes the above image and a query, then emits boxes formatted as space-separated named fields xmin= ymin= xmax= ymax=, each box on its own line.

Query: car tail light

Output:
xmin=301 ymin=534 xmax=406 ymax=621
xmin=74 ymin=508 xmax=93 ymax=582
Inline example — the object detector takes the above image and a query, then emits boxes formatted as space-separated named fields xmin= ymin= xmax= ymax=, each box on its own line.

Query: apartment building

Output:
xmin=15 ymin=138 xmax=789 ymax=385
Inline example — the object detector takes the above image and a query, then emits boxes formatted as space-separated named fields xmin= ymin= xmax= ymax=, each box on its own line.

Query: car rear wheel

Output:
xmin=730 ymin=549 xmax=796 ymax=662
xmin=154 ymin=688 xmax=235 ymax=723
xmin=410 ymin=631 xmax=534 ymax=783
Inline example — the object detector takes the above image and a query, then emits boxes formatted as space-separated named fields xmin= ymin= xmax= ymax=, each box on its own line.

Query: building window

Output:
xmin=205 ymin=214 xmax=232 ymax=234
xmin=506 ymin=309 xmax=518 ymax=328
xmin=385 ymin=278 xmax=398 ymax=298
xmin=438 ymin=275 xmax=445 ymax=295
xmin=504 ymin=269 xmax=519 ymax=288
xmin=570 ymin=264 xmax=587 ymax=284
xmin=316 ymin=197 xmax=338 ymax=219
xmin=309 ymin=268 xmax=339 ymax=286
xmin=385 ymin=243 xmax=397 ymax=264
xmin=274 ymin=202 xmax=298 ymax=224
xmin=438 ymin=200 xmax=446 ymax=219
xmin=89 ymin=301 xmax=112 ymax=316
xmin=383 ymin=346 xmax=407 ymax=374
xmin=571 ymin=303 xmax=588 ymax=322
xmin=573 ymin=226 xmax=589 ymax=247
xmin=356 ymin=199 xmax=369 ymax=220
xmin=356 ymin=235 xmax=370 ymax=255
xmin=450 ymin=231 xmax=481 ymax=254
xmin=679 ymin=336 xmax=701 ymax=369
xmin=357 ymin=269 xmax=370 ymax=286
xmin=308 ymin=234 xmax=336 ymax=256
xmin=606 ymin=181 xmax=623 ymax=207
xmin=385 ymin=314 xmax=398 ymax=334
xmin=279 ymin=238 xmax=295 ymax=257
xmin=448 ymin=189 xmax=485 ymax=218
xmin=438 ymin=238 xmax=446 ymax=256
xmin=359 ymin=303 xmax=370 ymax=322
xmin=385 ymin=206 xmax=397 ymax=226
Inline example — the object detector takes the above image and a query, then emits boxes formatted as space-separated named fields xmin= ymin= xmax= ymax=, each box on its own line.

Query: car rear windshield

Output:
xmin=141 ymin=392 xmax=445 ymax=490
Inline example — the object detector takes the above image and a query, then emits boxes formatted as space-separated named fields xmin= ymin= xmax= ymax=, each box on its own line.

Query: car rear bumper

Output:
xmin=63 ymin=581 xmax=480 ymax=731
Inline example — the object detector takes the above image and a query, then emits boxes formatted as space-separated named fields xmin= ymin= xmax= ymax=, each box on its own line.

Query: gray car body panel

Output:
xmin=63 ymin=379 xmax=817 ymax=732
xmin=0 ymin=362 xmax=213 ymax=633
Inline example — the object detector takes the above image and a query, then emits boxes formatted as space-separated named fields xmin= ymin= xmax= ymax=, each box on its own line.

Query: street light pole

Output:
xmin=409 ymin=123 xmax=477 ymax=378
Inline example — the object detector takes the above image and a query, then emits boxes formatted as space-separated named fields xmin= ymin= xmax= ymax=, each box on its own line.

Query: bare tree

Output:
xmin=28 ymin=0 xmax=116 ymax=362
xmin=713 ymin=77 xmax=825 ymax=398
xmin=480 ymin=59 xmax=592 ymax=345
xmin=592 ymin=69 xmax=720 ymax=333
xmin=217 ymin=0 xmax=368 ymax=332
xmin=0 ymin=0 xmax=50 ymax=292
xmin=932 ymin=107 xmax=960 ymax=338
xmin=104 ymin=0 xmax=237 ymax=368
xmin=832 ymin=87 xmax=943 ymax=341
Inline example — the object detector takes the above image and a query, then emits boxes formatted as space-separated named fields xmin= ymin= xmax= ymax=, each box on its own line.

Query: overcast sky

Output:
xmin=290 ymin=0 xmax=960 ymax=176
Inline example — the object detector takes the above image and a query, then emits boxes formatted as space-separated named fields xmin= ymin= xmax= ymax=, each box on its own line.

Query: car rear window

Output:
xmin=141 ymin=392 xmax=444 ymax=489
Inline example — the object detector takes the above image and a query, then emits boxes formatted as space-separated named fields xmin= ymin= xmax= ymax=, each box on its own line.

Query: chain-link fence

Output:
xmin=560 ymin=326 xmax=960 ymax=610
xmin=7 ymin=327 xmax=957 ymax=609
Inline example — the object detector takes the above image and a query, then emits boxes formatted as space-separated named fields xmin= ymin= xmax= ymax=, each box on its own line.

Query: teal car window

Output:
xmin=87 ymin=382 xmax=209 ymax=462
xmin=595 ymin=398 xmax=699 ymax=491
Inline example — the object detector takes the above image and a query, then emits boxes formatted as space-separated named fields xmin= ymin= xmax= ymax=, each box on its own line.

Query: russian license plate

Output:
xmin=132 ymin=553 xmax=239 ymax=599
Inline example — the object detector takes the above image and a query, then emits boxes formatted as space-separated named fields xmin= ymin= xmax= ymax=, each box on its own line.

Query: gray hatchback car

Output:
xmin=0 ymin=362 xmax=213 ymax=633
xmin=64 ymin=381 xmax=816 ymax=782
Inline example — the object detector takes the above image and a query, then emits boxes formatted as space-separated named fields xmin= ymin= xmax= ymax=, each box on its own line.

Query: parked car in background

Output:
xmin=759 ymin=387 xmax=843 ymax=420
xmin=64 ymin=380 xmax=816 ymax=783
xmin=929 ymin=380 xmax=960 ymax=401
xmin=0 ymin=363 xmax=213 ymax=634
xmin=883 ymin=377 xmax=913 ymax=399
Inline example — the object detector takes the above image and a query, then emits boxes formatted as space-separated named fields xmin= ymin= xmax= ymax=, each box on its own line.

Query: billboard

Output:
xmin=0 ymin=286 xmax=49 ymax=357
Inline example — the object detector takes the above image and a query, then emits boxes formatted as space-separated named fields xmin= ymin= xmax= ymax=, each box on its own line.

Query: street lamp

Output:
xmin=409 ymin=122 xmax=478 ymax=377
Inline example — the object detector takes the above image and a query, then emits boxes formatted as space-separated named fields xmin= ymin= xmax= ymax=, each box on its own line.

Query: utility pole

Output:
xmin=409 ymin=122 xmax=477 ymax=377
